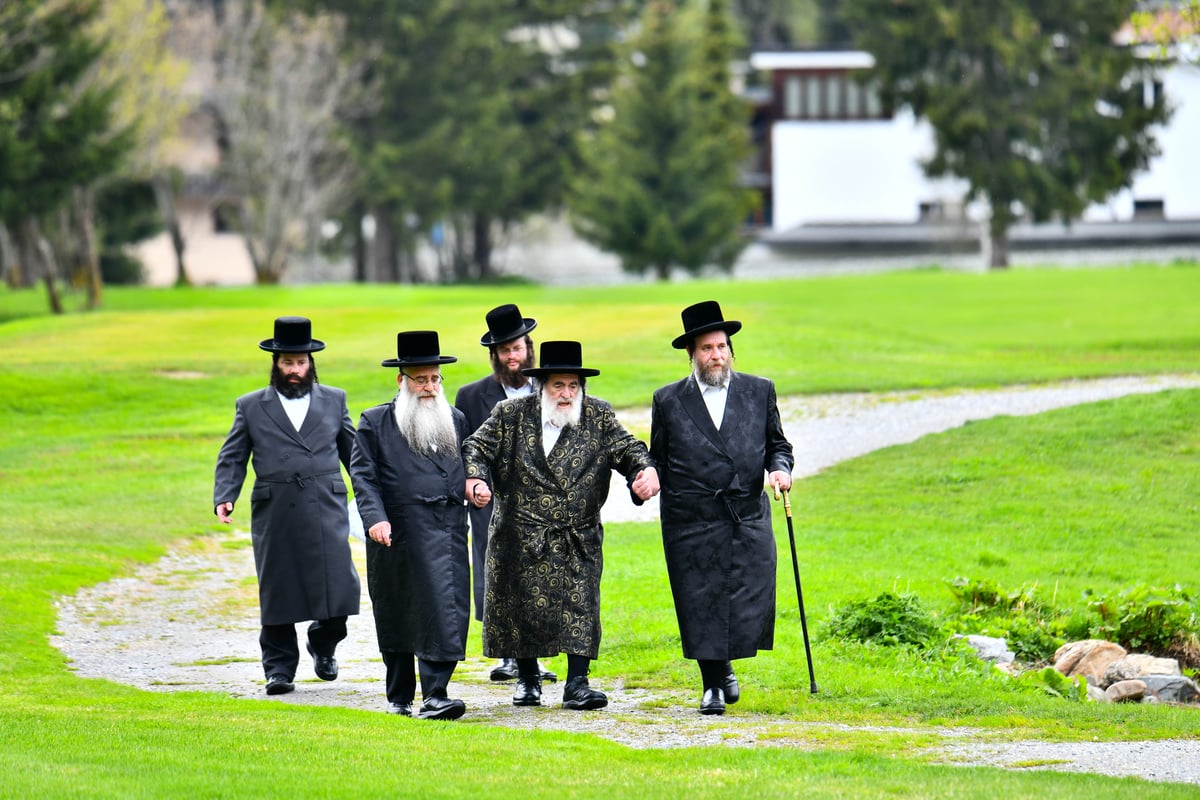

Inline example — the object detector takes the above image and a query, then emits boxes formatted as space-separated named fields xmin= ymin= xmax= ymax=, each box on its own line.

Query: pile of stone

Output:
xmin=1053 ymin=640 xmax=1199 ymax=704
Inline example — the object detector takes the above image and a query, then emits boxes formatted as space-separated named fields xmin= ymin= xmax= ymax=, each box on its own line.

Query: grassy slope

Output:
xmin=1 ymin=264 xmax=1198 ymax=798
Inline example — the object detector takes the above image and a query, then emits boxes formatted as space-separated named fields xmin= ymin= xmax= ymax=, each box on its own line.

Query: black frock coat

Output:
xmin=650 ymin=372 xmax=794 ymax=661
xmin=462 ymin=393 xmax=653 ymax=660
xmin=350 ymin=401 xmax=470 ymax=659
xmin=213 ymin=383 xmax=361 ymax=626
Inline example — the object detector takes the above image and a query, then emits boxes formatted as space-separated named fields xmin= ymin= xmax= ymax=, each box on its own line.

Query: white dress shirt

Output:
xmin=276 ymin=391 xmax=311 ymax=431
xmin=695 ymin=374 xmax=729 ymax=429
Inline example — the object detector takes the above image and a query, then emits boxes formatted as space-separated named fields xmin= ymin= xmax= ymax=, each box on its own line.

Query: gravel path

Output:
xmin=52 ymin=374 xmax=1200 ymax=785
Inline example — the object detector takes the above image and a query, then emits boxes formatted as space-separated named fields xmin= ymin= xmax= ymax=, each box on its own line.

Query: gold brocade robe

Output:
xmin=462 ymin=393 xmax=653 ymax=659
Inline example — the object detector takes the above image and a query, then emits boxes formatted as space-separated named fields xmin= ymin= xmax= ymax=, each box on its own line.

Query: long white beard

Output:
xmin=541 ymin=389 xmax=582 ymax=429
xmin=394 ymin=384 xmax=457 ymax=456
xmin=693 ymin=359 xmax=732 ymax=388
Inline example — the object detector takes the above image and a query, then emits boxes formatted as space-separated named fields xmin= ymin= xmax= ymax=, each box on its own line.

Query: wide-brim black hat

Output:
xmin=671 ymin=300 xmax=742 ymax=349
xmin=522 ymin=340 xmax=599 ymax=379
xmin=381 ymin=331 xmax=458 ymax=368
xmin=259 ymin=316 xmax=326 ymax=353
xmin=480 ymin=303 xmax=537 ymax=346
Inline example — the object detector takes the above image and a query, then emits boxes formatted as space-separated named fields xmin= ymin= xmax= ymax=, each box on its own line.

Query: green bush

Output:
xmin=1068 ymin=583 xmax=1199 ymax=654
xmin=825 ymin=591 xmax=941 ymax=648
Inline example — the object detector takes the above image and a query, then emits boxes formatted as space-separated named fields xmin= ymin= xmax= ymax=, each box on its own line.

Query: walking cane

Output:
xmin=774 ymin=483 xmax=818 ymax=694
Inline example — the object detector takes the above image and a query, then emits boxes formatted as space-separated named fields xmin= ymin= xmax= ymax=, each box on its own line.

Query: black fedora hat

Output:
xmin=381 ymin=331 xmax=458 ymax=368
xmin=522 ymin=340 xmax=599 ymax=379
xmin=480 ymin=303 xmax=537 ymax=346
xmin=259 ymin=316 xmax=326 ymax=353
xmin=671 ymin=300 xmax=742 ymax=349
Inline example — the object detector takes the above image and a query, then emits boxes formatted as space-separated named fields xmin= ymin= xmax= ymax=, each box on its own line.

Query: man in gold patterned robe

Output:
xmin=463 ymin=340 xmax=659 ymax=711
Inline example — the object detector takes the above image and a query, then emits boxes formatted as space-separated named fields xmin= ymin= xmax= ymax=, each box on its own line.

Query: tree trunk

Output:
xmin=152 ymin=173 xmax=190 ymax=287
xmin=352 ymin=202 xmax=367 ymax=283
xmin=371 ymin=205 xmax=399 ymax=283
xmin=986 ymin=224 xmax=1010 ymax=270
xmin=472 ymin=212 xmax=494 ymax=281
xmin=655 ymin=261 xmax=670 ymax=281
xmin=19 ymin=218 xmax=64 ymax=314
xmin=73 ymin=186 xmax=104 ymax=309
xmin=0 ymin=223 xmax=21 ymax=288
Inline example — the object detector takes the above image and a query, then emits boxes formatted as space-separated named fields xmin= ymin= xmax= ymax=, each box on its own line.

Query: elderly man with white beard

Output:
xmin=350 ymin=331 xmax=471 ymax=720
xmin=463 ymin=340 xmax=660 ymax=711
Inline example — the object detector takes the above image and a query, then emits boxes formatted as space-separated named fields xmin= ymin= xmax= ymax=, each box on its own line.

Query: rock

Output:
xmin=956 ymin=634 xmax=1015 ymax=665
xmin=1086 ymin=684 xmax=1111 ymax=703
xmin=1105 ymin=680 xmax=1147 ymax=703
xmin=1140 ymin=675 xmax=1200 ymax=705
xmin=1054 ymin=640 xmax=1128 ymax=687
xmin=1104 ymin=654 xmax=1181 ymax=685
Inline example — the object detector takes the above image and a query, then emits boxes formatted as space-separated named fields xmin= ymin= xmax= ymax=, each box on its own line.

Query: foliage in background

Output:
xmin=570 ymin=0 xmax=755 ymax=279
xmin=838 ymin=0 xmax=1171 ymax=269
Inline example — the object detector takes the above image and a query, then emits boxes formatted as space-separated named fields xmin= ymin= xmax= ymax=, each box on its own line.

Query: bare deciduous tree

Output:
xmin=210 ymin=0 xmax=366 ymax=284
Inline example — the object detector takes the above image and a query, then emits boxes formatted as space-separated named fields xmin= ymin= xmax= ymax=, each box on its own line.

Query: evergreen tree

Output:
xmin=569 ymin=0 xmax=754 ymax=280
xmin=840 ymin=0 xmax=1170 ymax=267
xmin=0 ymin=0 xmax=132 ymax=308
xmin=292 ymin=0 xmax=627 ymax=282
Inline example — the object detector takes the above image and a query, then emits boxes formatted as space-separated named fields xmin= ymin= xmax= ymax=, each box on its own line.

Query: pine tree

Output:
xmin=570 ymin=0 xmax=755 ymax=280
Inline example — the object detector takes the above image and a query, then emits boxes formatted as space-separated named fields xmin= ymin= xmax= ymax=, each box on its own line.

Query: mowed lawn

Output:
xmin=1 ymin=264 xmax=1199 ymax=799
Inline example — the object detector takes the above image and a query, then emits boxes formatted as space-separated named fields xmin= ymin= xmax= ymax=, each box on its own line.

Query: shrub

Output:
xmin=825 ymin=591 xmax=941 ymax=648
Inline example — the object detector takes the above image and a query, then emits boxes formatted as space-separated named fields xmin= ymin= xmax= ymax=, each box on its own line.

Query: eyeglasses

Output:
xmin=401 ymin=372 xmax=443 ymax=386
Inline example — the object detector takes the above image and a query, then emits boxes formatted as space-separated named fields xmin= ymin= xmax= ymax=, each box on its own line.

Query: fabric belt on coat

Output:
xmin=675 ymin=487 xmax=757 ymax=523
xmin=394 ymin=495 xmax=464 ymax=507
xmin=510 ymin=509 xmax=599 ymax=562
xmin=260 ymin=469 xmax=342 ymax=489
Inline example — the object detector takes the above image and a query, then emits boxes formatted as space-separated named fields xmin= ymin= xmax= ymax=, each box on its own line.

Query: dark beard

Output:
xmin=271 ymin=363 xmax=316 ymax=398
xmin=490 ymin=343 xmax=535 ymax=389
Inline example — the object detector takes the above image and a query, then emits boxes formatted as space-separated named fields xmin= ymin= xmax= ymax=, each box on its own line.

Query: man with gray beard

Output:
xmin=350 ymin=331 xmax=471 ymax=720
xmin=464 ymin=341 xmax=659 ymax=711
xmin=651 ymin=301 xmax=793 ymax=716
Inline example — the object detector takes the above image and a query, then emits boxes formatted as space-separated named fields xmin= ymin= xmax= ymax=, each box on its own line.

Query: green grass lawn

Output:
xmin=1 ymin=263 xmax=1199 ymax=798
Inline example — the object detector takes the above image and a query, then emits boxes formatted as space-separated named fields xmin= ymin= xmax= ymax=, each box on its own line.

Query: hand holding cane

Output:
xmin=774 ymin=481 xmax=818 ymax=694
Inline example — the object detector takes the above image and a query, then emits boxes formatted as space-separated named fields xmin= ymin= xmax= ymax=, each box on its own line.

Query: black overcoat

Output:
xmin=213 ymin=384 xmax=361 ymax=626
xmin=350 ymin=401 xmax=470 ymax=659
xmin=650 ymin=372 xmax=793 ymax=660
xmin=462 ymin=394 xmax=653 ymax=660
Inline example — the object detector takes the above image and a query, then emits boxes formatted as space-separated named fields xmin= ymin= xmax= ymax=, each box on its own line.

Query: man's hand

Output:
xmin=215 ymin=502 xmax=234 ymax=524
xmin=369 ymin=520 xmax=393 ymax=547
xmin=631 ymin=467 xmax=660 ymax=501
xmin=769 ymin=470 xmax=793 ymax=494
xmin=467 ymin=478 xmax=492 ymax=508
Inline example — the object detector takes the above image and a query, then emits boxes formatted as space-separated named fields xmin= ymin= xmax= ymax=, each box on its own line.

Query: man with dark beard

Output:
xmin=650 ymin=301 xmax=794 ymax=716
xmin=351 ymin=331 xmax=471 ymax=720
xmin=464 ymin=341 xmax=660 ymax=711
xmin=453 ymin=304 xmax=556 ymax=684
xmin=213 ymin=316 xmax=360 ymax=696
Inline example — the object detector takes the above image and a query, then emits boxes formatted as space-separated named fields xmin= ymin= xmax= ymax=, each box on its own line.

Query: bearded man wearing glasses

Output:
xmin=350 ymin=331 xmax=471 ymax=720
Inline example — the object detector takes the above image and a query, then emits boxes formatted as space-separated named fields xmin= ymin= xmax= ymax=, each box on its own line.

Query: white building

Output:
xmin=750 ymin=49 xmax=1200 ymax=233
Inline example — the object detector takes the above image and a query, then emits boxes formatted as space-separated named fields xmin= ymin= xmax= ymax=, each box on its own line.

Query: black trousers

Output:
xmin=259 ymin=616 xmax=347 ymax=679
xmin=382 ymin=650 xmax=457 ymax=703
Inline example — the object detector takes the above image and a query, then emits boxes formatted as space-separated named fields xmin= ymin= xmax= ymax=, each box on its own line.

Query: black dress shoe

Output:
xmin=265 ymin=674 xmax=294 ymax=695
xmin=418 ymin=695 xmax=466 ymax=721
xmin=561 ymin=676 xmax=608 ymax=710
xmin=538 ymin=662 xmax=558 ymax=683
xmin=386 ymin=701 xmax=413 ymax=717
xmin=306 ymin=642 xmax=338 ymax=681
xmin=723 ymin=668 xmax=740 ymax=705
xmin=489 ymin=658 xmax=519 ymax=681
xmin=512 ymin=676 xmax=542 ymax=706
xmin=700 ymin=687 xmax=726 ymax=715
